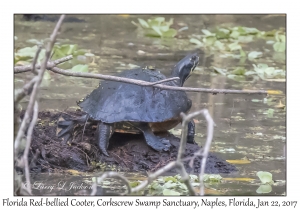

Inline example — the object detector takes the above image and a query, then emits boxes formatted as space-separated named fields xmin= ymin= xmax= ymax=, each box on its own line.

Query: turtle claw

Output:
xmin=148 ymin=137 xmax=171 ymax=152
xmin=57 ymin=115 xmax=76 ymax=144
xmin=160 ymin=138 xmax=171 ymax=151
xmin=100 ymin=148 xmax=109 ymax=157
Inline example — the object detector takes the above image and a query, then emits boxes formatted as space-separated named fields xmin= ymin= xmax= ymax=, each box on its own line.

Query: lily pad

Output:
xmin=189 ymin=38 xmax=203 ymax=47
xmin=163 ymin=189 xmax=180 ymax=196
xmin=228 ymin=42 xmax=242 ymax=51
xmin=248 ymin=51 xmax=263 ymax=60
xmin=134 ymin=17 xmax=177 ymax=38
xmin=256 ymin=171 xmax=273 ymax=184
xmin=273 ymin=42 xmax=286 ymax=52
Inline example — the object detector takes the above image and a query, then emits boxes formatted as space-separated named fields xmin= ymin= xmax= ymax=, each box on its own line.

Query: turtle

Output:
xmin=57 ymin=52 xmax=200 ymax=156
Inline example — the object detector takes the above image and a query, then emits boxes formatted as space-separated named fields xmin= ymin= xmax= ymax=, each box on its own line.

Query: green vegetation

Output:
xmin=146 ymin=174 xmax=222 ymax=195
xmin=256 ymin=171 xmax=274 ymax=194
xmin=14 ymin=41 xmax=96 ymax=83
xmin=189 ymin=26 xmax=285 ymax=53
xmin=132 ymin=17 xmax=177 ymax=38
xmin=211 ymin=63 xmax=285 ymax=82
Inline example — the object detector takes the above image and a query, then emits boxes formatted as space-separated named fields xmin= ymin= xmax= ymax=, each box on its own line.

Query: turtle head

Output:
xmin=171 ymin=52 xmax=199 ymax=86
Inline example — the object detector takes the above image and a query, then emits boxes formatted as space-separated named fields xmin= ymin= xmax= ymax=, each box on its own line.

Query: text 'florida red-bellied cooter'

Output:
xmin=57 ymin=53 xmax=200 ymax=156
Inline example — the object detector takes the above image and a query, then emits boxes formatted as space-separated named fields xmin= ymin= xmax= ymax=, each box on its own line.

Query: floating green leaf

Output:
xmin=273 ymin=33 xmax=286 ymax=52
xmin=230 ymin=30 xmax=240 ymax=39
xmin=72 ymin=64 xmax=89 ymax=72
xmin=252 ymin=64 xmax=286 ymax=80
xmin=202 ymin=29 xmax=215 ymax=36
xmin=133 ymin=17 xmax=177 ymax=38
xmin=214 ymin=40 xmax=225 ymax=50
xmin=216 ymin=28 xmax=230 ymax=39
xmin=16 ymin=46 xmax=40 ymax=58
xmin=230 ymin=67 xmax=246 ymax=75
xmin=162 ymin=28 xmax=177 ymax=38
xmin=240 ymin=49 xmax=246 ymax=57
xmin=163 ymin=176 xmax=178 ymax=183
xmin=213 ymin=67 xmax=227 ymax=75
xmin=148 ymin=182 xmax=163 ymax=190
xmin=228 ymin=42 xmax=241 ymax=51
xmin=129 ymin=181 xmax=140 ymax=187
xmin=137 ymin=18 xmax=149 ymax=28
xmin=203 ymin=36 xmax=216 ymax=46
xmin=163 ymin=181 xmax=177 ymax=189
xmin=15 ymin=45 xmax=46 ymax=63
xmin=189 ymin=38 xmax=203 ymax=46
xmin=248 ymin=51 xmax=263 ymax=60
xmin=163 ymin=189 xmax=180 ymax=196
xmin=257 ymin=171 xmax=273 ymax=184
xmin=202 ymin=174 xmax=223 ymax=182
xmin=273 ymin=42 xmax=286 ymax=52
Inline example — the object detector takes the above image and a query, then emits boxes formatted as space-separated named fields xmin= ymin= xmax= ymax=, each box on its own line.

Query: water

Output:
xmin=14 ymin=14 xmax=286 ymax=195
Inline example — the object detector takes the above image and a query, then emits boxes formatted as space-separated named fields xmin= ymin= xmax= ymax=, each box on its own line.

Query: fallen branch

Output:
xmin=50 ymin=66 xmax=269 ymax=95
xmin=14 ymin=56 xmax=273 ymax=95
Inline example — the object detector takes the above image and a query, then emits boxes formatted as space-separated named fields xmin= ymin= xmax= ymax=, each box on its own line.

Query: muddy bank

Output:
xmin=22 ymin=110 xmax=237 ymax=174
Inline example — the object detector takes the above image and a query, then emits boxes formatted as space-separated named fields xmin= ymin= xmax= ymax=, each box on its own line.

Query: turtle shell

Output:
xmin=77 ymin=68 xmax=191 ymax=123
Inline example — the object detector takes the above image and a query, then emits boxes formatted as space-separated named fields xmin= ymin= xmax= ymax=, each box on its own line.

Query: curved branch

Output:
xmin=49 ymin=67 xmax=269 ymax=95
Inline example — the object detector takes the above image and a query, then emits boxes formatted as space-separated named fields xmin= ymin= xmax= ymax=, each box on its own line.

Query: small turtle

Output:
xmin=57 ymin=53 xmax=200 ymax=156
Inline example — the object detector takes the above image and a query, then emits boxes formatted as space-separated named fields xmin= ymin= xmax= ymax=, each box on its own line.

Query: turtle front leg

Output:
xmin=96 ymin=122 xmax=114 ymax=156
xmin=131 ymin=123 xmax=171 ymax=152
xmin=187 ymin=120 xmax=197 ymax=144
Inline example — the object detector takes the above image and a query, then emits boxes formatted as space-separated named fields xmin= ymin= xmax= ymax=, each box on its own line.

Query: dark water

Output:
xmin=14 ymin=14 xmax=286 ymax=196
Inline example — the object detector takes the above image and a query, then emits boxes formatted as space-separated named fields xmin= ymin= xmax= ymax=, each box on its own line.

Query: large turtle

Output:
xmin=57 ymin=53 xmax=199 ymax=156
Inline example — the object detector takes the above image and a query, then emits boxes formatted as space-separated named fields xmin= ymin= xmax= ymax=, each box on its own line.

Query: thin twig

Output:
xmin=147 ymin=77 xmax=179 ymax=85
xmin=31 ymin=45 xmax=43 ymax=75
xmin=14 ymin=55 xmax=73 ymax=73
xmin=14 ymin=77 xmax=38 ymax=104
xmin=22 ymin=101 xmax=38 ymax=195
